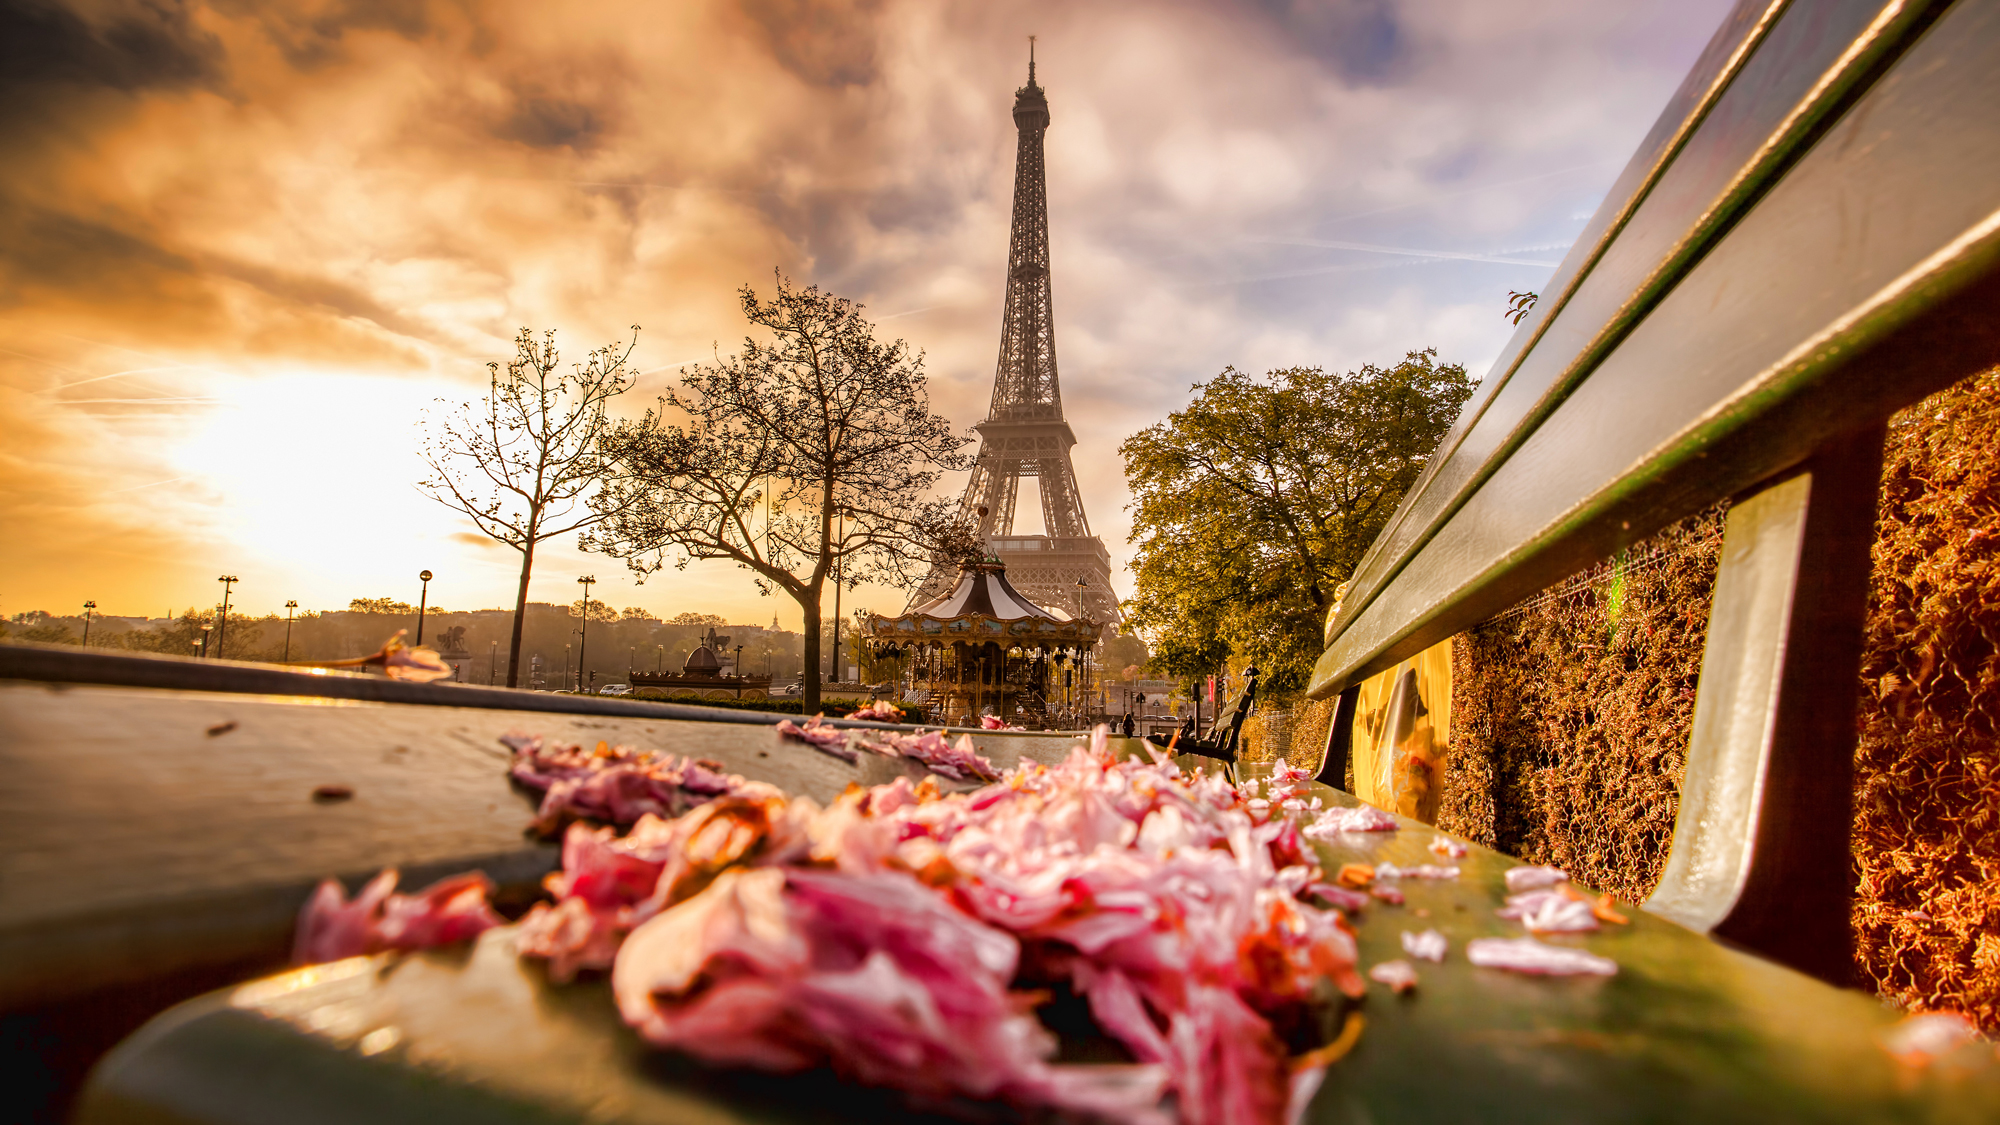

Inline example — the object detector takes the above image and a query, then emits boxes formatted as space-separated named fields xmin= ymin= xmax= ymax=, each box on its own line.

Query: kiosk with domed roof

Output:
xmin=863 ymin=554 xmax=1104 ymax=729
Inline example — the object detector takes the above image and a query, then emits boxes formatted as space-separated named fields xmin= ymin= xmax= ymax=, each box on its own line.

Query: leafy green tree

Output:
xmin=586 ymin=275 xmax=972 ymax=711
xmin=1120 ymin=350 xmax=1473 ymax=699
xmin=419 ymin=326 xmax=637 ymax=687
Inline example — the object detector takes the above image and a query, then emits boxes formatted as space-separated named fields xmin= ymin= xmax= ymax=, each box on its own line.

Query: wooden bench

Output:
xmin=1148 ymin=666 xmax=1258 ymax=777
xmin=13 ymin=2 xmax=2000 ymax=1120
xmin=1309 ymin=0 xmax=2000 ymax=988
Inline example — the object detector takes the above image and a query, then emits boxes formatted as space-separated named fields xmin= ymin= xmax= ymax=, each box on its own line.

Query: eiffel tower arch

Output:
xmin=917 ymin=46 xmax=1122 ymax=627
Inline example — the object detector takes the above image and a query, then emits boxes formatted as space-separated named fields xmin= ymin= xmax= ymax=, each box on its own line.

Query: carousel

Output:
xmin=630 ymin=626 xmax=772 ymax=701
xmin=863 ymin=555 xmax=1105 ymax=729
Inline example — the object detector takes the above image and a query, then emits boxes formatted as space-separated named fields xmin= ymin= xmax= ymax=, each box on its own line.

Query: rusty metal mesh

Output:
xmin=1852 ymin=365 xmax=2000 ymax=1028
xmin=1437 ymin=506 xmax=1726 ymax=902
xmin=1436 ymin=365 xmax=2000 ymax=1026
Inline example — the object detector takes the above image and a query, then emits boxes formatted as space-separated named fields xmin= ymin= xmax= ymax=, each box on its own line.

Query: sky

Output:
xmin=0 ymin=0 xmax=1735 ymax=630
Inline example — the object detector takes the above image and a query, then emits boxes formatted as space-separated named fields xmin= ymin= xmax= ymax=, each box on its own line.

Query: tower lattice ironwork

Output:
xmin=917 ymin=46 xmax=1121 ymax=626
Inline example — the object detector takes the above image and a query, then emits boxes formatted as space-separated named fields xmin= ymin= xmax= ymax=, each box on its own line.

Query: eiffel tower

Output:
xmin=917 ymin=44 xmax=1120 ymax=626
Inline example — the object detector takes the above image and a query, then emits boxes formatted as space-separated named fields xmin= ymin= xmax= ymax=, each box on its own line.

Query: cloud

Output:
xmin=0 ymin=0 xmax=226 ymax=98
xmin=0 ymin=0 xmax=1734 ymax=624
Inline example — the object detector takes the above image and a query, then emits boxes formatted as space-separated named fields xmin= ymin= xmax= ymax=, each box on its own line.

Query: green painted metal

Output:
xmin=76 ymin=772 xmax=2000 ymax=1125
xmin=1312 ymin=0 xmax=1999 ymax=698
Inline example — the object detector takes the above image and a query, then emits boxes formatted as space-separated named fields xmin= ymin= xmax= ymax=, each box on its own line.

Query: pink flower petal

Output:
xmin=1368 ymin=959 xmax=1419 ymax=993
xmin=1465 ymin=936 xmax=1616 ymax=976
xmin=1503 ymin=865 xmax=1568 ymax=892
xmin=1401 ymin=929 xmax=1447 ymax=962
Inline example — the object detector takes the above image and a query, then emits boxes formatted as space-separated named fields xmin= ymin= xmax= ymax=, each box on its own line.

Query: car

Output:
xmin=598 ymin=684 xmax=632 ymax=697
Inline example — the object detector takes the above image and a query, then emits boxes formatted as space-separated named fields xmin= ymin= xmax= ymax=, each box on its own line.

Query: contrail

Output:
xmin=103 ymin=476 xmax=192 ymax=494
xmin=46 ymin=366 xmax=188 ymax=392
xmin=1246 ymin=236 xmax=1563 ymax=268
xmin=1313 ymin=159 xmax=1619 ymax=227
xmin=876 ymin=305 xmax=940 ymax=321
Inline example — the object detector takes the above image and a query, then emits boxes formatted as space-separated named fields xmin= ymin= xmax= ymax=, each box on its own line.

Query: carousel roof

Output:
xmin=909 ymin=559 xmax=1061 ymax=621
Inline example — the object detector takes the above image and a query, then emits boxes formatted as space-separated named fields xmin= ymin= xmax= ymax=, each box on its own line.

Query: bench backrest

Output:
xmin=1312 ymin=0 xmax=2000 ymax=984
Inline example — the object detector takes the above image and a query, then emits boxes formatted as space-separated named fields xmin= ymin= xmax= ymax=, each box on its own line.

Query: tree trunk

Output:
xmin=798 ymin=588 xmax=822 ymax=713
xmin=505 ymin=539 xmax=536 ymax=689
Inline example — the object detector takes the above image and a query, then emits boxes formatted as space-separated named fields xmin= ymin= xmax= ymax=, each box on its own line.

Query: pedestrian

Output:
xmin=1121 ymin=712 xmax=1135 ymax=738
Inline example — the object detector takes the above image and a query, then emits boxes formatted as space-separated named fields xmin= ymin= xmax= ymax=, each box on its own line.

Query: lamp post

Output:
xmin=81 ymin=600 xmax=96 ymax=647
xmin=215 ymin=576 xmax=237 ymax=657
xmin=198 ymin=624 xmax=213 ymax=659
xmin=655 ymin=645 xmax=664 ymax=674
xmin=562 ymin=644 xmax=571 ymax=692
xmin=576 ymin=575 xmax=595 ymax=693
xmin=283 ymin=600 xmax=299 ymax=661
xmin=828 ymin=507 xmax=851 ymax=684
xmin=734 ymin=645 xmax=745 ymax=699
xmin=490 ymin=641 xmax=498 ymax=685
xmin=415 ymin=571 xmax=433 ymax=644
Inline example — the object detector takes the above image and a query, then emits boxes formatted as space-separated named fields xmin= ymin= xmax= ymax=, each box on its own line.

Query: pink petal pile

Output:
xmin=527 ymin=730 xmax=1363 ymax=1125
xmin=978 ymin=715 xmax=1027 ymax=731
xmin=848 ymin=699 xmax=905 ymax=721
xmin=1302 ymin=803 xmax=1398 ymax=838
xmin=778 ymin=713 xmax=1000 ymax=781
xmin=293 ymin=869 xmax=505 ymax=964
xmin=1246 ymin=758 xmax=1320 ymax=816
xmin=504 ymin=733 xmax=777 ymax=834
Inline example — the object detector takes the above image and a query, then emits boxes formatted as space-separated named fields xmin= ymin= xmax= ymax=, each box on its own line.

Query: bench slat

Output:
xmin=1312 ymin=0 xmax=2000 ymax=696
xmin=1641 ymin=432 xmax=1881 ymax=981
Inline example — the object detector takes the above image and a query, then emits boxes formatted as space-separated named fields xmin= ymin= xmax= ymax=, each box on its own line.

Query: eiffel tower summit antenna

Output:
xmin=914 ymin=45 xmax=1121 ymax=627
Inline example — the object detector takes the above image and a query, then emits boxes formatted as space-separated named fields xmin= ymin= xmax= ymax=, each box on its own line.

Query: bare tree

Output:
xmin=419 ymin=327 xmax=637 ymax=687
xmin=586 ymin=276 xmax=971 ymax=710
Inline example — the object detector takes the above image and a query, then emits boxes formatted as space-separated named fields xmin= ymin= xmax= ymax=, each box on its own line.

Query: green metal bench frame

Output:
xmin=1147 ymin=666 xmax=1258 ymax=775
xmin=1309 ymin=0 xmax=2000 ymax=985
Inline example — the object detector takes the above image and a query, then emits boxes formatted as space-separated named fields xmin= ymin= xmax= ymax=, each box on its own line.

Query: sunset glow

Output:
xmin=1 ymin=0 xmax=1729 ymax=625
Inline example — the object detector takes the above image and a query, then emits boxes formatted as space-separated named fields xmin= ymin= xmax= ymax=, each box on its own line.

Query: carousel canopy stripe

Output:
xmin=909 ymin=563 xmax=1061 ymax=621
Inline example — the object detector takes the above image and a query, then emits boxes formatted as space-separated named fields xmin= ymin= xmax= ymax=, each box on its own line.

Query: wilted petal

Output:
xmin=1465 ymin=936 xmax=1616 ymax=976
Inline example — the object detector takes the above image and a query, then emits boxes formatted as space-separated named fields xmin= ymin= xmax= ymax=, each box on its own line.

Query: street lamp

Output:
xmin=415 ymin=571 xmax=433 ymax=644
xmin=655 ymin=645 xmax=664 ymax=674
xmin=198 ymin=623 xmax=213 ymax=659
xmin=283 ymin=600 xmax=299 ymax=660
xmin=489 ymin=641 xmax=498 ymax=685
xmin=576 ymin=575 xmax=595 ymax=693
xmin=216 ymin=576 xmax=237 ymax=657
xmin=828 ymin=504 xmax=860 ymax=680
xmin=81 ymin=600 xmax=96 ymax=647
xmin=562 ymin=643 xmax=571 ymax=692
